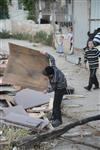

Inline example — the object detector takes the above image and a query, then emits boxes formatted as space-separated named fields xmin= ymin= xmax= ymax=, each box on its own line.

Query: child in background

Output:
xmin=56 ymin=35 xmax=64 ymax=55
xmin=84 ymin=40 xmax=100 ymax=91
xmin=66 ymin=26 xmax=74 ymax=54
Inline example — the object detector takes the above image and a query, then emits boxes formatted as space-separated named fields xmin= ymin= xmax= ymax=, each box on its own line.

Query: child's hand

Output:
xmin=40 ymin=50 xmax=47 ymax=55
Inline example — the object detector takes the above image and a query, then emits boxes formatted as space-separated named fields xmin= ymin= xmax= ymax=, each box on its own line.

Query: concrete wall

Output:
xmin=0 ymin=0 xmax=52 ymax=35
xmin=0 ymin=19 xmax=53 ymax=35
xmin=11 ymin=20 xmax=53 ymax=35
xmin=73 ymin=0 xmax=89 ymax=49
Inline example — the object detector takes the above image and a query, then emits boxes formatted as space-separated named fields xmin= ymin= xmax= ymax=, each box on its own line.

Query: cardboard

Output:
xmin=3 ymin=43 xmax=49 ymax=91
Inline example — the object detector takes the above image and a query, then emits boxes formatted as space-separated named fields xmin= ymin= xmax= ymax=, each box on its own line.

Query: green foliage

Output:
xmin=34 ymin=31 xmax=48 ymax=44
xmin=46 ymin=33 xmax=53 ymax=46
xmin=0 ymin=30 xmax=53 ymax=46
xmin=20 ymin=0 xmax=37 ymax=21
xmin=0 ymin=30 xmax=11 ymax=38
xmin=34 ymin=31 xmax=53 ymax=46
xmin=1 ymin=125 xmax=29 ymax=150
xmin=0 ymin=30 xmax=34 ymax=42
xmin=11 ymin=32 xmax=33 ymax=42
xmin=0 ymin=0 xmax=9 ymax=19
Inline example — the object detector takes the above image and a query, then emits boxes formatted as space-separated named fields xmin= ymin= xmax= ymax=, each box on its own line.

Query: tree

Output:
xmin=20 ymin=0 xmax=37 ymax=21
xmin=0 ymin=0 xmax=9 ymax=19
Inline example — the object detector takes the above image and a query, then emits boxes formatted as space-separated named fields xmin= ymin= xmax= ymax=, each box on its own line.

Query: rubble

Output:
xmin=0 ymin=41 xmax=100 ymax=150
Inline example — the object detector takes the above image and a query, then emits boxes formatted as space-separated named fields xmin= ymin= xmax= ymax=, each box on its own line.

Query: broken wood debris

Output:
xmin=27 ymin=103 xmax=50 ymax=113
xmin=63 ymin=94 xmax=85 ymax=100
xmin=11 ymin=114 xmax=100 ymax=149
xmin=0 ymin=84 xmax=16 ymax=94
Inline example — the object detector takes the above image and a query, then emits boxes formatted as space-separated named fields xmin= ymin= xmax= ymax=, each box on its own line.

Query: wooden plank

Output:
xmin=3 ymin=43 xmax=49 ymax=91
xmin=63 ymin=94 xmax=85 ymax=100
xmin=0 ymin=94 xmax=15 ymax=106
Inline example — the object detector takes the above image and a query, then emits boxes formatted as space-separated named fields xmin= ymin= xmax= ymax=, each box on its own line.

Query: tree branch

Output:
xmin=12 ymin=114 xmax=100 ymax=148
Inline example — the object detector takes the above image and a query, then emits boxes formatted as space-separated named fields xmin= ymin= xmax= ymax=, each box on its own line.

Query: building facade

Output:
xmin=73 ymin=0 xmax=100 ymax=48
xmin=37 ymin=0 xmax=100 ymax=48
xmin=1 ymin=0 xmax=100 ymax=48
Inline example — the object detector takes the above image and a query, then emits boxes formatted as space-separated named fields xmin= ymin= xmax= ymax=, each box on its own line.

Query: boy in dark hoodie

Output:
xmin=42 ymin=53 xmax=69 ymax=127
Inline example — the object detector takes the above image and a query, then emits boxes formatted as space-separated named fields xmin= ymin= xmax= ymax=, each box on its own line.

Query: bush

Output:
xmin=0 ymin=30 xmax=34 ymax=42
xmin=34 ymin=31 xmax=47 ymax=44
xmin=11 ymin=33 xmax=33 ymax=42
xmin=0 ymin=30 xmax=11 ymax=38
xmin=0 ymin=30 xmax=53 ymax=46
xmin=34 ymin=31 xmax=53 ymax=46
xmin=46 ymin=33 xmax=53 ymax=46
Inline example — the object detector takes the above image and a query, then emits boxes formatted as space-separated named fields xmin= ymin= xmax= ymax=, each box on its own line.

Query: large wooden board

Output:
xmin=3 ymin=43 xmax=49 ymax=91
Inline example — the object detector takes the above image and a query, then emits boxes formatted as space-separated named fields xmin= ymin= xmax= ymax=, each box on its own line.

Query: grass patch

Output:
xmin=1 ymin=124 xmax=29 ymax=150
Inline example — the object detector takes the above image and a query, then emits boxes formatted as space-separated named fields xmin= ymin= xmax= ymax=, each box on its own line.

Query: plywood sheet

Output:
xmin=15 ymin=88 xmax=53 ymax=109
xmin=3 ymin=43 xmax=49 ymax=91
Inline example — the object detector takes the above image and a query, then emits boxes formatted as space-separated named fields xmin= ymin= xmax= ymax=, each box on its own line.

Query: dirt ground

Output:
xmin=0 ymin=39 xmax=100 ymax=150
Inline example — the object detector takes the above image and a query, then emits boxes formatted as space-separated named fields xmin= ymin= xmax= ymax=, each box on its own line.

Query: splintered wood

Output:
xmin=3 ymin=43 xmax=49 ymax=91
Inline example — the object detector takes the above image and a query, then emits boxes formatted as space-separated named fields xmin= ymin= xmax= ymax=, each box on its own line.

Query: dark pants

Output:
xmin=88 ymin=69 xmax=99 ymax=89
xmin=52 ymin=88 xmax=69 ymax=122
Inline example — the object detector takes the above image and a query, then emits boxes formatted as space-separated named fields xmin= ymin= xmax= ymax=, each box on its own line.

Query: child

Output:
xmin=84 ymin=40 xmax=100 ymax=91
xmin=56 ymin=35 xmax=64 ymax=55
xmin=66 ymin=26 xmax=74 ymax=54
xmin=42 ymin=53 xmax=69 ymax=127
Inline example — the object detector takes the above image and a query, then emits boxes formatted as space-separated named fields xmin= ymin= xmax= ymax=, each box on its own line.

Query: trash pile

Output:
xmin=0 ymin=81 xmax=54 ymax=149
xmin=1 ymin=43 xmax=99 ymax=150
xmin=0 ymin=66 xmax=74 ymax=149
xmin=0 ymin=52 xmax=53 ymax=149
